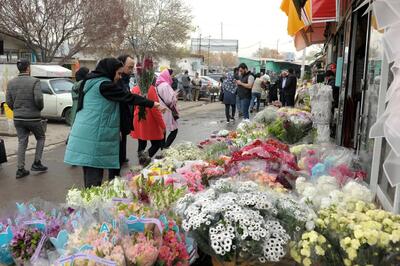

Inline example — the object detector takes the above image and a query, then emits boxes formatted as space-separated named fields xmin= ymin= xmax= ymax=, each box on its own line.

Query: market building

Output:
xmin=282 ymin=0 xmax=400 ymax=212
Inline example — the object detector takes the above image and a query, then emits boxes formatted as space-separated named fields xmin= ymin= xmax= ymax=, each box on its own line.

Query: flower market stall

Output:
xmin=1 ymin=103 xmax=400 ymax=266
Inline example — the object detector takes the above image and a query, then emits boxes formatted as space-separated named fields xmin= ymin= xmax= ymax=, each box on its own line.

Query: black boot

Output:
xmin=16 ymin=168 xmax=30 ymax=179
xmin=31 ymin=160 xmax=48 ymax=172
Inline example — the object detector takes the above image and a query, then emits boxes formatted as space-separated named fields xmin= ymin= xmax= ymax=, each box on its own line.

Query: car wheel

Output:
xmin=64 ymin=108 xmax=72 ymax=126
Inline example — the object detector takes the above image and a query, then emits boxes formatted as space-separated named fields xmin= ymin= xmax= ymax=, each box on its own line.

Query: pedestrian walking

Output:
xmin=6 ymin=59 xmax=47 ymax=179
xmin=222 ymin=71 xmax=237 ymax=123
xmin=130 ymin=77 xmax=166 ymax=166
xmin=283 ymin=68 xmax=297 ymax=107
xmin=277 ymin=70 xmax=288 ymax=106
xmin=182 ymin=70 xmax=191 ymax=101
xmin=233 ymin=68 xmax=242 ymax=117
xmin=64 ymin=58 xmax=161 ymax=188
xmin=156 ymin=69 xmax=179 ymax=149
xmin=236 ymin=63 xmax=255 ymax=120
xmin=250 ymin=73 xmax=263 ymax=113
xmin=69 ymin=67 xmax=89 ymax=126
xmin=191 ymin=72 xmax=202 ymax=101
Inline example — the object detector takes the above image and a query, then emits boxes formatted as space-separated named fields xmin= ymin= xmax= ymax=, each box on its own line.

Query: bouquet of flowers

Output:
xmin=253 ymin=106 xmax=279 ymax=124
xmin=296 ymin=176 xmax=374 ymax=210
xmin=157 ymin=219 xmax=190 ymax=266
xmin=129 ymin=175 xmax=186 ymax=212
xmin=122 ymin=232 xmax=159 ymax=266
xmin=162 ymin=142 xmax=205 ymax=162
xmin=268 ymin=108 xmax=313 ymax=144
xmin=291 ymin=201 xmax=400 ymax=265
xmin=234 ymin=122 xmax=269 ymax=147
xmin=176 ymin=179 xmax=314 ymax=264
xmin=227 ymin=139 xmax=299 ymax=189
xmin=10 ymin=226 xmax=44 ymax=264
xmin=297 ymin=145 xmax=367 ymax=185
xmin=136 ymin=58 xmax=155 ymax=121
xmin=65 ymin=223 xmax=125 ymax=266
xmin=66 ymin=179 xmax=131 ymax=211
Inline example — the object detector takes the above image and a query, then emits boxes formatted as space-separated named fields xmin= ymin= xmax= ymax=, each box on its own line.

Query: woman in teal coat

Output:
xmin=64 ymin=58 xmax=161 ymax=188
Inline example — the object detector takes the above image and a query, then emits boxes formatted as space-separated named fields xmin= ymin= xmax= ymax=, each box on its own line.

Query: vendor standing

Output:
xmin=64 ymin=58 xmax=162 ymax=188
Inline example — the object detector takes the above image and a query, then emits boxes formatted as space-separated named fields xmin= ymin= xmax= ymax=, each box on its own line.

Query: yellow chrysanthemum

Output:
xmin=315 ymin=245 xmax=325 ymax=256
xmin=303 ymin=258 xmax=312 ymax=266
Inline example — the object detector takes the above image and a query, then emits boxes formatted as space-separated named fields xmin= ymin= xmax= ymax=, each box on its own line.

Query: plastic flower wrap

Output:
xmin=66 ymin=179 xmax=132 ymax=211
xmin=227 ymin=139 xmax=299 ymax=189
xmin=10 ymin=226 xmax=44 ymax=264
xmin=129 ymin=175 xmax=186 ymax=212
xmin=297 ymin=144 xmax=367 ymax=185
xmin=268 ymin=107 xmax=313 ymax=144
xmin=234 ymin=122 xmax=269 ymax=147
xmin=157 ymin=219 xmax=190 ymax=266
xmin=296 ymin=175 xmax=374 ymax=210
xmin=162 ymin=142 xmax=205 ymax=162
xmin=122 ymin=233 xmax=159 ymax=266
xmin=292 ymin=201 xmax=400 ymax=265
xmin=253 ymin=106 xmax=279 ymax=124
xmin=0 ymin=222 xmax=13 ymax=265
xmin=65 ymin=222 xmax=125 ymax=266
xmin=295 ymin=87 xmax=311 ymax=112
xmin=175 ymin=178 xmax=314 ymax=264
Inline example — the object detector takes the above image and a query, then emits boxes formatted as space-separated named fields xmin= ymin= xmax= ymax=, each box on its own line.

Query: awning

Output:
xmin=312 ymin=0 xmax=337 ymax=23
xmin=281 ymin=0 xmax=336 ymax=50
xmin=294 ymin=23 xmax=327 ymax=51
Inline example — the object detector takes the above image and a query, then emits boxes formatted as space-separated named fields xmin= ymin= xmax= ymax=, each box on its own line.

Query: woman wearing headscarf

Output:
xmin=64 ymin=58 xmax=161 ymax=188
xmin=222 ymin=71 xmax=238 ymax=123
xmin=156 ymin=69 xmax=179 ymax=149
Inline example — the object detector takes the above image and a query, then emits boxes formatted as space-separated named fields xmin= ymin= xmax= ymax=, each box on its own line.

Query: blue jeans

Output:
xmin=250 ymin=92 xmax=261 ymax=112
xmin=236 ymin=95 xmax=242 ymax=115
xmin=240 ymin=98 xmax=251 ymax=119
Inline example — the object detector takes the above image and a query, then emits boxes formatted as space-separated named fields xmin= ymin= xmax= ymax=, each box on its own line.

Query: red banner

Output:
xmin=312 ymin=0 xmax=337 ymax=22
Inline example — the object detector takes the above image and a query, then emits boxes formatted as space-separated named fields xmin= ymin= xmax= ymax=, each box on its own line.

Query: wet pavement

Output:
xmin=0 ymin=102 xmax=238 ymax=216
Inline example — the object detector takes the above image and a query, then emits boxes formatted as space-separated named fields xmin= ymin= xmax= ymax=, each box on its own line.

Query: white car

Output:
xmin=0 ymin=78 xmax=74 ymax=122
xmin=39 ymin=78 xmax=74 ymax=123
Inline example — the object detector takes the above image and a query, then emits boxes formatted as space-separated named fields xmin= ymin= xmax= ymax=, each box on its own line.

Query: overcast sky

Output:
xmin=184 ymin=0 xmax=296 ymax=57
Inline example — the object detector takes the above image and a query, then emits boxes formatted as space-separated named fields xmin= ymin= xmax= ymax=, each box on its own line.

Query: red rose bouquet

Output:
xmin=136 ymin=57 xmax=155 ymax=120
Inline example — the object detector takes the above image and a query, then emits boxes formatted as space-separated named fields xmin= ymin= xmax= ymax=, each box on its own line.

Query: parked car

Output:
xmin=201 ymin=76 xmax=220 ymax=102
xmin=175 ymin=74 xmax=210 ymax=100
xmin=39 ymin=78 xmax=74 ymax=123
xmin=207 ymin=73 xmax=225 ymax=84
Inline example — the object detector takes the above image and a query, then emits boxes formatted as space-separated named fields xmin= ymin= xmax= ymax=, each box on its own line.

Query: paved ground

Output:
xmin=0 ymin=102 xmax=238 ymax=216
xmin=1 ymin=100 xmax=207 ymax=157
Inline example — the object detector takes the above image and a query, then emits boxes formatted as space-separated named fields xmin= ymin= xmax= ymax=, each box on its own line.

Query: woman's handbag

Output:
xmin=0 ymin=139 xmax=7 ymax=164
xmin=156 ymin=89 xmax=180 ymax=120
xmin=219 ymin=89 xmax=224 ymax=102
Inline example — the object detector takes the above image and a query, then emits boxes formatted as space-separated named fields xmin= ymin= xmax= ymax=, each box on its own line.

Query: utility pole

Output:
xmin=221 ymin=22 xmax=223 ymax=39
xmin=276 ymin=38 xmax=280 ymax=53
xmin=208 ymin=35 xmax=211 ymax=74
xmin=300 ymin=47 xmax=307 ymax=81
xmin=198 ymin=33 xmax=202 ymax=56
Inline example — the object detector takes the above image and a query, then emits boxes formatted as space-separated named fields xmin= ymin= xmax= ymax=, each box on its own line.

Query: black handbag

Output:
xmin=156 ymin=88 xmax=180 ymax=120
xmin=0 ymin=139 xmax=7 ymax=164
xmin=219 ymin=89 xmax=224 ymax=102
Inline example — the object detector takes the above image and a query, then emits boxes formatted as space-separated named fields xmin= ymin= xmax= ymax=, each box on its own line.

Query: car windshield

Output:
xmin=49 ymin=79 xmax=74 ymax=94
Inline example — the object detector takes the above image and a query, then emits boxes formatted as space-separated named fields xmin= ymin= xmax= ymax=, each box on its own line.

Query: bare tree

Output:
xmin=125 ymin=0 xmax=192 ymax=62
xmin=0 ymin=0 xmax=128 ymax=63
xmin=253 ymin=47 xmax=283 ymax=59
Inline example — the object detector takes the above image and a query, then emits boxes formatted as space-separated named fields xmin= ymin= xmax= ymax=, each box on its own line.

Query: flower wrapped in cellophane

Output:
xmin=175 ymin=178 xmax=315 ymax=265
xmin=162 ymin=142 xmax=205 ymax=162
xmin=66 ymin=179 xmax=132 ymax=212
xmin=226 ymin=139 xmax=299 ymax=189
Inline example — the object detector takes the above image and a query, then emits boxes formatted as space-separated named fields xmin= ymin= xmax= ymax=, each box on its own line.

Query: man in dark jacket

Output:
xmin=6 ymin=59 xmax=48 ymax=178
xmin=283 ymin=68 xmax=297 ymax=107
xmin=236 ymin=63 xmax=254 ymax=120
xmin=116 ymin=55 xmax=135 ymax=166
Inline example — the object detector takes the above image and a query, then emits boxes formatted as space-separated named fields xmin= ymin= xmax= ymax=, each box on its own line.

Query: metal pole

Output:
xmin=208 ymin=35 xmax=211 ymax=74
xmin=198 ymin=33 xmax=202 ymax=55
xmin=300 ymin=47 xmax=306 ymax=80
